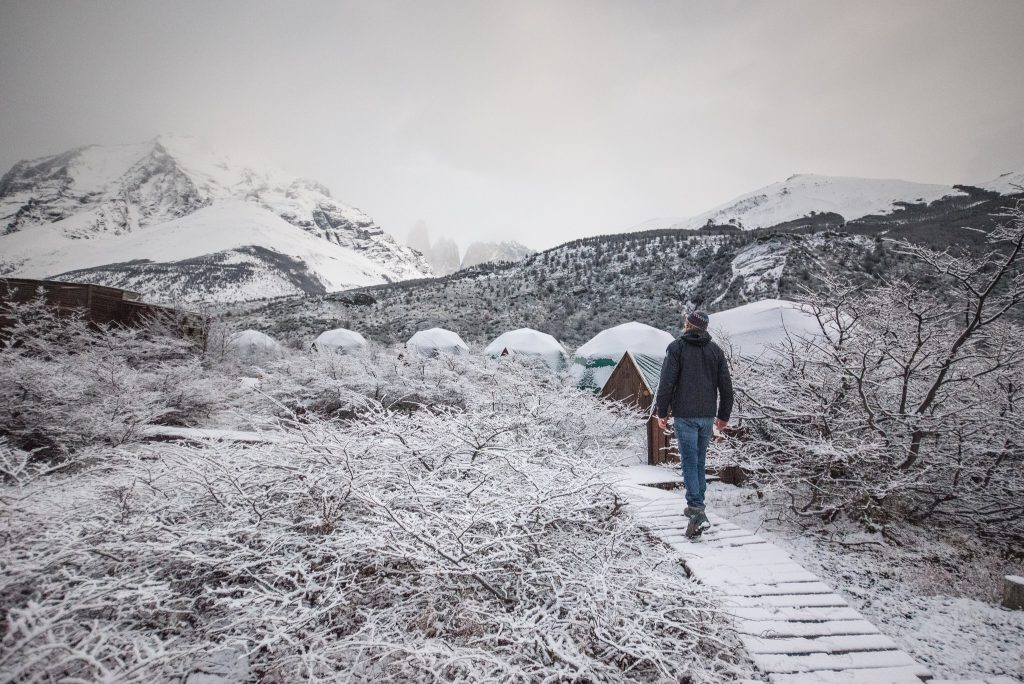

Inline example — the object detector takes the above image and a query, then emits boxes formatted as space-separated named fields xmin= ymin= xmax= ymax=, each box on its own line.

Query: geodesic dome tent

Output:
xmin=312 ymin=328 xmax=369 ymax=353
xmin=406 ymin=327 xmax=469 ymax=356
xmin=227 ymin=329 xmax=282 ymax=356
xmin=571 ymin=322 xmax=674 ymax=391
xmin=484 ymin=328 xmax=568 ymax=371
xmin=709 ymin=299 xmax=821 ymax=360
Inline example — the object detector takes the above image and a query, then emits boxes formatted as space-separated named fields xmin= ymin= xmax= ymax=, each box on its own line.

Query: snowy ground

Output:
xmin=702 ymin=481 xmax=1024 ymax=681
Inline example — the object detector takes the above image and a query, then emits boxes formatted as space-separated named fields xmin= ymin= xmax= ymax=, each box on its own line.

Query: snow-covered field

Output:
xmin=0 ymin=305 xmax=754 ymax=682
xmin=4 ymin=269 xmax=1023 ymax=681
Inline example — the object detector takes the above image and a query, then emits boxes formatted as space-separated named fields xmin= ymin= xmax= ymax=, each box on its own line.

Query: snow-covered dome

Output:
xmin=573 ymin=322 xmax=674 ymax=390
xmin=485 ymin=328 xmax=568 ymax=370
xmin=228 ymin=329 xmax=281 ymax=356
xmin=710 ymin=299 xmax=821 ymax=359
xmin=407 ymin=328 xmax=469 ymax=356
xmin=576 ymin=322 xmax=674 ymax=362
xmin=313 ymin=328 xmax=369 ymax=353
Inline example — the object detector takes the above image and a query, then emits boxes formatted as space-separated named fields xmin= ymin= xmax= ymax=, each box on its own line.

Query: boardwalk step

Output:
xmin=730 ymin=606 xmax=865 ymax=622
xmin=756 ymin=649 xmax=928 ymax=674
xmin=768 ymin=665 xmax=926 ymax=683
xmin=727 ymin=593 xmax=850 ymax=609
xmin=740 ymin=632 xmax=901 ymax=655
xmin=699 ymin=568 xmax=822 ymax=586
xmin=711 ymin=581 xmax=835 ymax=597
xmin=736 ymin=619 xmax=881 ymax=638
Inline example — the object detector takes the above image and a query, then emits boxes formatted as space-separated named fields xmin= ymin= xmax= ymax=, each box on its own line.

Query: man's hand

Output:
xmin=714 ymin=418 xmax=728 ymax=432
xmin=656 ymin=416 xmax=667 ymax=431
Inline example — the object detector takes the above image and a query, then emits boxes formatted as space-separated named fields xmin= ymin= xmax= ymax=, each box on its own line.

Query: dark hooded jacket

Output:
xmin=654 ymin=328 xmax=733 ymax=421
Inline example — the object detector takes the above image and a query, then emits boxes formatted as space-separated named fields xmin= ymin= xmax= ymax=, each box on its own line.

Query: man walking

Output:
xmin=654 ymin=310 xmax=733 ymax=538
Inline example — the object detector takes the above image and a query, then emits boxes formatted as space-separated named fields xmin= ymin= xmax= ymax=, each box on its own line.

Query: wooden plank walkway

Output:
xmin=615 ymin=475 xmax=934 ymax=684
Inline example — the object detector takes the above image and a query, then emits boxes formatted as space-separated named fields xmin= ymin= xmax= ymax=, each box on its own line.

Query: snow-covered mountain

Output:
xmin=655 ymin=174 xmax=966 ymax=232
xmin=0 ymin=136 xmax=430 ymax=302
xmin=461 ymin=241 xmax=534 ymax=269
xmin=429 ymin=238 xmax=462 ymax=276
xmin=403 ymin=223 xmax=534 ymax=276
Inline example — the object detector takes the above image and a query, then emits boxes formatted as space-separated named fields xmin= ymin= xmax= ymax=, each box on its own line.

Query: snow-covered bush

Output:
xmin=1 ymin=344 xmax=751 ymax=681
xmin=733 ymin=206 xmax=1024 ymax=545
xmin=0 ymin=294 xmax=217 ymax=465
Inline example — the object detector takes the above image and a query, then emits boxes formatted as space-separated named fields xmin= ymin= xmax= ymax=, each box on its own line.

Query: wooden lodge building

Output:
xmin=0 ymin=278 xmax=209 ymax=347
xmin=598 ymin=351 xmax=679 ymax=465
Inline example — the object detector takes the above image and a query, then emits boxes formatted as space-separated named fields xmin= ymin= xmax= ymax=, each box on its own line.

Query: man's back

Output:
xmin=654 ymin=328 xmax=733 ymax=421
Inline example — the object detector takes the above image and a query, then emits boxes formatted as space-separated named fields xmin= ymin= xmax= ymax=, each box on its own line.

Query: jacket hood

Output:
xmin=682 ymin=328 xmax=712 ymax=346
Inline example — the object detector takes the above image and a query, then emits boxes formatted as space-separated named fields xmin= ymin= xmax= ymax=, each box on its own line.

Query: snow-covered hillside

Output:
xmin=660 ymin=174 xmax=963 ymax=232
xmin=461 ymin=240 xmax=534 ymax=268
xmin=4 ymin=201 xmax=409 ymax=303
xmin=978 ymin=169 xmax=1024 ymax=195
xmin=0 ymin=136 xmax=430 ymax=301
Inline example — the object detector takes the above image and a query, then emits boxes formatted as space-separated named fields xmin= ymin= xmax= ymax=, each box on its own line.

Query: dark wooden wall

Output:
xmin=599 ymin=354 xmax=653 ymax=411
xmin=0 ymin=278 xmax=208 ymax=347
xmin=598 ymin=354 xmax=679 ymax=465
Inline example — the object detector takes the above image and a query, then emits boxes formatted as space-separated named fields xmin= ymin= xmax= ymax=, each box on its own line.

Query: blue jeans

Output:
xmin=674 ymin=417 xmax=713 ymax=508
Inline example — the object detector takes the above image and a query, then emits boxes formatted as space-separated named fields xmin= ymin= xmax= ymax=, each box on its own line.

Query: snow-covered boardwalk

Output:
xmin=616 ymin=468 xmax=934 ymax=684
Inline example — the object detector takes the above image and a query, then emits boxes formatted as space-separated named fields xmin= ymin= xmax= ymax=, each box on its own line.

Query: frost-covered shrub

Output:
xmin=1 ymin=352 xmax=750 ymax=682
xmin=733 ymin=207 xmax=1024 ymax=545
xmin=0 ymin=296 xmax=217 ymax=463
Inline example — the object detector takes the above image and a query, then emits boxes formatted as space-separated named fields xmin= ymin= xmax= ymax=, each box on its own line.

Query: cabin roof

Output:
xmin=628 ymin=351 xmax=664 ymax=394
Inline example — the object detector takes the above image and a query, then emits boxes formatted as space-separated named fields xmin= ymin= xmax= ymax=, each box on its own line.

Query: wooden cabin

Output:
xmin=598 ymin=351 xmax=679 ymax=465
xmin=0 ymin=278 xmax=209 ymax=347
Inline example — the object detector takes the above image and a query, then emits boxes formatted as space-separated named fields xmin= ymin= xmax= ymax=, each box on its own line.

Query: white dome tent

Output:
xmin=572 ymin=322 xmax=674 ymax=390
xmin=407 ymin=327 xmax=469 ymax=356
xmin=485 ymin=328 xmax=568 ymax=371
xmin=709 ymin=299 xmax=822 ymax=360
xmin=313 ymin=328 xmax=369 ymax=353
xmin=227 ymin=329 xmax=281 ymax=356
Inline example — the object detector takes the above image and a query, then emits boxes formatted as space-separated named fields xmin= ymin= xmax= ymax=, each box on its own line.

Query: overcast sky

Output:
xmin=1 ymin=0 xmax=1022 ymax=250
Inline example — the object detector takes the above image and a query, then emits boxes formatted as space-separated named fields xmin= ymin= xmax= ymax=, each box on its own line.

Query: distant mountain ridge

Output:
xmin=630 ymin=170 xmax=1022 ymax=233
xmin=232 ymin=178 xmax=1024 ymax=347
xmin=0 ymin=136 xmax=430 ymax=302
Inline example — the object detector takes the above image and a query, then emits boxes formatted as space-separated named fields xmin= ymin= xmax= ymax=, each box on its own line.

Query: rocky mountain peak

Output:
xmin=0 ymin=137 xmax=431 ymax=301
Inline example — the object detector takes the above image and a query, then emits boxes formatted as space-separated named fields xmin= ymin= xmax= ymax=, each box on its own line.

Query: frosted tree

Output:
xmin=734 ymin=205 xmax=1024 ymax=543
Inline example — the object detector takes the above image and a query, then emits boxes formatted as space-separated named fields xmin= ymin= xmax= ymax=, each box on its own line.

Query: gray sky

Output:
xmin=2 ymin=0 xmax=1022 ymax=250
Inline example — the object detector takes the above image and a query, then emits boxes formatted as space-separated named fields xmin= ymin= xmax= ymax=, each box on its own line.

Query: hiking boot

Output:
xmin=684 ymin=506 xmax=711 ymax=539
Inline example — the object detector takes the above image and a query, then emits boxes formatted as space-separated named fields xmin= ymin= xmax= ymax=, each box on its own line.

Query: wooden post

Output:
xmin=647 ymin=416 xmax=679 ymax=465
xmin=1004 ymin=575 xmax=1024 ymax=610
xmin=646 ymin=416 xmax=661 ymax=465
